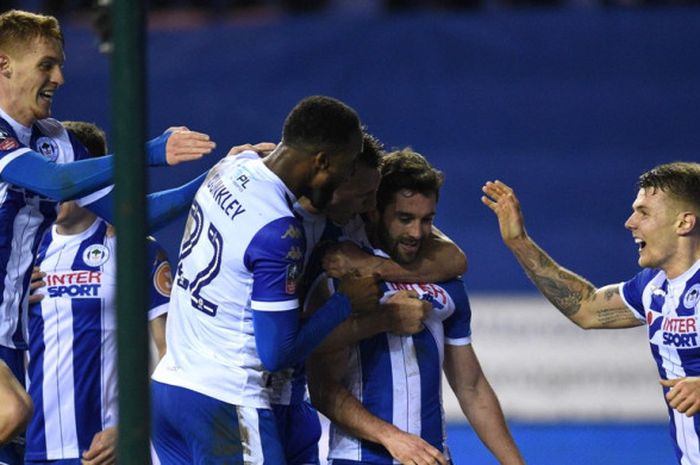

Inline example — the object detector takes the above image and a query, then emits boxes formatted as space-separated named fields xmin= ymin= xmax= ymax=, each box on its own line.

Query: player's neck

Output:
xmin=263 ymin=145 xmax=312 ymax=200
xmin=55 ymin=211 xmax=99 ymax=236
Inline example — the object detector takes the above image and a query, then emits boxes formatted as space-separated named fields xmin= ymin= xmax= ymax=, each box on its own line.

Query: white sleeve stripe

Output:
xmin=252 ymin=299 xmax=299 ymax=311
xmin=0 ymin=148 xmax=31 ymax=174
xmin=76 ymin=184 xmax=114 ymax=207
xmin=148 ymin=303 xmax=169 ymax=321
xmin=618 ymin=281 xmax=646 ymax=322
xmin=445 ymin=336 xmax=472 ymax=346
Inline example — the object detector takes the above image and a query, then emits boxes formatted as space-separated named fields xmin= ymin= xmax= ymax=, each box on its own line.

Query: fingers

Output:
xmin=660 ymin=378 xmax=679 ymax=388
xmin=166 ymin=130 xmax=217 ymax=165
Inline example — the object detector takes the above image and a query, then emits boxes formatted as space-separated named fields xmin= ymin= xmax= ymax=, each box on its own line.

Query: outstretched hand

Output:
xmin=481 ymin=180 xmax=527 ymax=244
xmin=661 ymin=377 xmax=700 ymax=417
xmin=164 ymin=127 xmax=216 ymax=165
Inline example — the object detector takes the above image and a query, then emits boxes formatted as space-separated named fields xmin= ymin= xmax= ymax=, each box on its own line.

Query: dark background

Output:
xmin=44 ymin=7 xmax=700 ymax=291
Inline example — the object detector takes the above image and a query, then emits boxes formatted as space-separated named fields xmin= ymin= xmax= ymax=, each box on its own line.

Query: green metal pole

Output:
xmin=111 ymin=0 xmax=150 ymax=463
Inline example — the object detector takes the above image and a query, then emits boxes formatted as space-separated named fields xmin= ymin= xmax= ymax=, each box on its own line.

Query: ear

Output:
xmin=677 ymin=211 xmax=697 ymax=236
xmin=0 ymin=54 xmax=11 ymax=78
xmin=313 ymin=152 xmax=329 ymax=172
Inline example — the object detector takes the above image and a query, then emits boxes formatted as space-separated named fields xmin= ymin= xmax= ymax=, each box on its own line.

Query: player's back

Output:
xmin=153 ymin=153 xmax=305 ymax=409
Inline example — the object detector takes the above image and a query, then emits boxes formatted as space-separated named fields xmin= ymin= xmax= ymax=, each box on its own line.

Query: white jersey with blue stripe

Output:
xmin=620 ymin=259 xmax=700 ymax=465
xmin=25 ymin=218 xmax=170 ymax=460
xmin=328 ymin=273 xmax=472 ymax=464
xmin=0 ymin=108 xmax=89 ymax=349
xmin=152 ymin=153 xmax=306 ymax=409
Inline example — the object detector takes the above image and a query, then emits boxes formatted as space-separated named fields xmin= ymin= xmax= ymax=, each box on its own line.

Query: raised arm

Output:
xmin=322 ymin=227 xmax=467 ymax=284
xmin=443 ymin=344 xmax=525 ymax=465
xmin=81 ymin=170 xmax=208 ymax=232
xmin=307 ymin=348 xmax=448 ymax=465
xmin=0 ymin=128 xmax=214 ymax=202
xmin=481 ymin=180 xmax=641 ymax=330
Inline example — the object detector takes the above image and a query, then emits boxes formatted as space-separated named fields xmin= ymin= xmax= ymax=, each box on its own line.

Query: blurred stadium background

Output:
xmin=14 ymin=1 xmax=700 ymax=462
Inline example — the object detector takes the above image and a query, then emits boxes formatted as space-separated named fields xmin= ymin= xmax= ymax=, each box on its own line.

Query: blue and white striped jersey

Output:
xmin=0 ymin=108 xmax=89 ymax=349
xmin=25 ymin=218 xmax=170 ymax=460
xmin=620 ymin=259 xmax=700 ymax=465
xmin=328 ymin=272 xmax=472 ymax=465
xmin=152 ymin=153 xmax=306 ymax=408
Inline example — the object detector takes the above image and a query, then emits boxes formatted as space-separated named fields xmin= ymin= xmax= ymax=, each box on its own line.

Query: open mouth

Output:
xmin=38 ymin=89 xmax=54 ymax=102
xmin=635 ymin=238 xmax=646 ymax=252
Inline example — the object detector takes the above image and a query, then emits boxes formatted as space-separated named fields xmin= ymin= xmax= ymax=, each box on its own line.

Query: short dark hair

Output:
xmin=0 ymin=10 xmax=63 ymax=54
xmin=376 ymin=149 xmax=444 ymax=212
xmin=357 ymin=130 xmax=384 ymax=169
xmin=62 ymin=121 xmax=107 ymax=158
xmin=282 ymin=95 xmax=361 ymax=154
xmin=638 ymin=162 xmax=700 ymax=212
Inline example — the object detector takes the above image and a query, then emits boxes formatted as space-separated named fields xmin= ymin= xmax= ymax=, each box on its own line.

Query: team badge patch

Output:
xmin=36 ymin=137 xmax=59 ymax=162
xmin=83 ymin=244 xmax=110 ymax=267
xmin=153 ymin=261 xmax=172 ymax=297
xmin=0 ymin=128 xmax=19 ymax=151
xmin=285 ymin=262 xmax=301 ymax=294
xmin=683 ymin=284 xmax=700 ymax=310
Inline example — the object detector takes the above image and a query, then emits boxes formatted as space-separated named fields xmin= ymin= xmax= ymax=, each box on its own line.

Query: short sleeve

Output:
xmin=441 ymin=279 xmax=472 ymax=346
xmin=620 ymin=268 xmax=661 ymax=321
xmin=245 ymin=216 xmax=306 ymax=312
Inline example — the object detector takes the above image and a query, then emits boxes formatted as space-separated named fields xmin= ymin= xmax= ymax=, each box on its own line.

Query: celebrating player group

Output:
xmin=0 ymin=8 xmax=699 ymax=465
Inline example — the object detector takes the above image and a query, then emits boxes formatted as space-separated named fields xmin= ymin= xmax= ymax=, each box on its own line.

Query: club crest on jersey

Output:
xmin=0 ymin=128 xmax=19 ymax=151
xmin=285 ymin=262 xmax=301 ymax=294
xmin=35 ymin=137 xmax=59 ymax=162
xmin=683 ymin=284 xmax=700 ymax=310
xmin=83 ymin=244 xmax=109 ymax=267
xmin=154 ymin=261 xmax=172 ymax=297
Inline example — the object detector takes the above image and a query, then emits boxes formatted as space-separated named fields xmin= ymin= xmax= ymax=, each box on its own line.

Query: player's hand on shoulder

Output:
xmin=661 ymin=377 xmax=700 ymax=417
xmin=226 ymin=142 xmax=277 ymax=158
xmin=382 ymin=426 xmax=449 ymax=465
xmin=336 ymin=272 xmax=381 ymax=314
xmin=384 ymin=290 xmax=430 ymax=335
xmin=164 ymin=126 xmax=216 ymax=165
xmin=323 ymin=241 xmax=381 ymax=279
xmin=28 ymin=266 xmax=46 ymax=305
xmin=481 ymin=180 xmax=527 ymax=244
xmin=81 ymin=426 xmax=117 ymax=465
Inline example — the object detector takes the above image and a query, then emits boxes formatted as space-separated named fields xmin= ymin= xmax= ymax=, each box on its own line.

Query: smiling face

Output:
xmin=0 ymin=36 xmax=65 ymax=126
xmin=377 ymin=189 xmax=436 ymax=265
xmin=624 ymin=187 xmax=683 ymax=273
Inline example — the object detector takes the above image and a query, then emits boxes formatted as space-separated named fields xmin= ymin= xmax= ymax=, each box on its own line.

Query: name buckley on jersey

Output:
xmin=206 ymin=173 xmax=246 ymax=220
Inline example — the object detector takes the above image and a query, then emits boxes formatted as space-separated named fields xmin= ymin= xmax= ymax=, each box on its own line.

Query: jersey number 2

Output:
xmin=176 ymin=201 xmax=223 ymax=316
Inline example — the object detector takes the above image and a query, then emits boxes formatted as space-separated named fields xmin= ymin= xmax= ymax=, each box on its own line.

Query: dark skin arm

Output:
xmin=322 ymin=226 xmax=467 ymax=283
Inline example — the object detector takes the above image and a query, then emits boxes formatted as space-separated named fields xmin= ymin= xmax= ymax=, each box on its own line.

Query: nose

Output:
xmin=624 ymin=213 xmax=635 ymax=231
xmin=52 ymin=66 xmax=65 ymax=86
xmin=407 ymin=221 xmax=423 ymax=240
